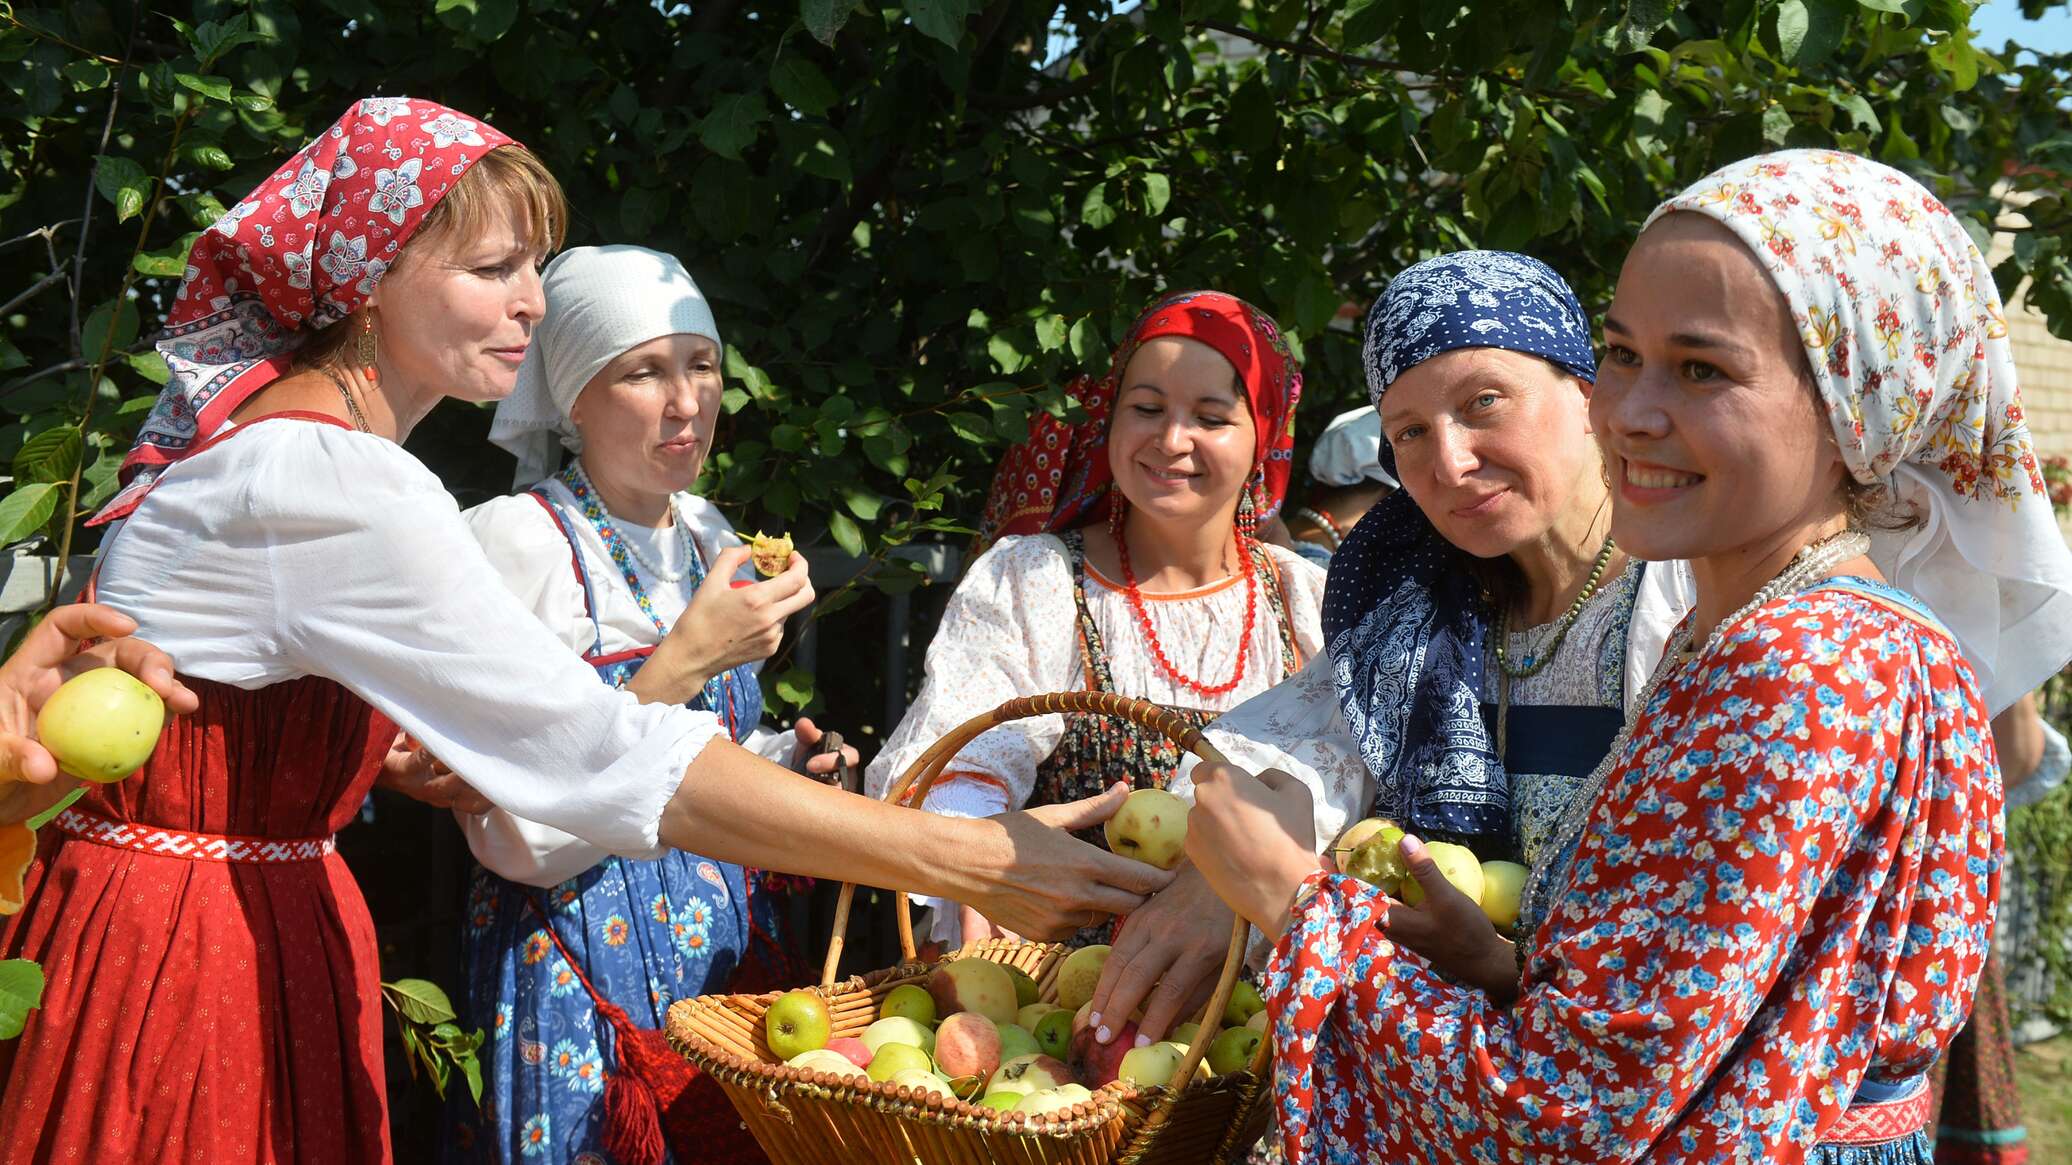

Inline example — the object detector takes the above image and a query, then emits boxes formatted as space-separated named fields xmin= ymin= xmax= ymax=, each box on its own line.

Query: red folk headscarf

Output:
xmin=976 ymin=290 xmax=1303 ymax=552
xmin=95 ymin=97 xmax=518 ymax=522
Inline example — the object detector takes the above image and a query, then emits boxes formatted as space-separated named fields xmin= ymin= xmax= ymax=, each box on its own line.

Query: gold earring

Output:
xmin=356 ymin=315 xmax=380 ymax=384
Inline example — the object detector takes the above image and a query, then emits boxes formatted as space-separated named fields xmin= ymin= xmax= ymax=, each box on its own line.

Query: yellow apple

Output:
xmin=867 ymin=1042 xmax=934 ymax=1082
xmin=1400 ymin=841 xmax=1484 ymax=907
xmin=35 ymin=668 xmax=165 ymax=784
xmin=862 ymin=1016 xmax=936 ymax=1056
xmin=890 ymin=1067 xmax=953 ymax=1098
xmin=1478 ymin=860 xmax=1529 ymax=928
xmin=986 ymin=1052 xmax=1073 ymax=1098
xmin=1103 ymin=787 xmax=1189 ymax=869
xmin=1343 ymin=825 xmax=1408 ymax=895
xmin=1054 ymin=944 xmax=1110 ymax=1011
xmin=879 ymin=983 xmax=937 ymax=1026
xmin=927 ymin=958 xmax=1019 ymax=1025
xmin=1168 ymin=1022 xmax=1201 ymax=1048
xmin=785 ymin=1048 xmax=866 ymax=1079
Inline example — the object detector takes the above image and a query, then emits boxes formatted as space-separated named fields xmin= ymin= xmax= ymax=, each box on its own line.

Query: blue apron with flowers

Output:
xmin=447 ymin=492 xmax=778 ymax=1165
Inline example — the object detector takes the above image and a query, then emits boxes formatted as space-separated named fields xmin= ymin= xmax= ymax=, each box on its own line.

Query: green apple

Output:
xmin=927 ymin=958 xmax=1019 ymax=1026
xmin=977 ymin=1091 xmax=1022 ymax=1111
xmin=35 ymin=668 xmax=165 ymax=784
xmin=996 ymin=1023 xmax=1040 ymax=1064
xmin=1004 ymin=963 xmax=1040 ymax=1008
xmin=1117 ymin=1041 xmax=1185 ymax=1088
xmin=1054 ymin=944 xmax=1110 ymax=1012
xmin=1478 ymin=860 xmax=1529 ymax=928
xmin=1168 ymin=1022 xmax=1201 ymax=1048
xmin=1222 ymin=981 xmax=1265 ymax=1027
xmin=890 ymin=1067 xmax=953 ymax=1098
xmin=1031 ymin=1008 xmax=1074 ymax=1059
xmin=866 ymin=1042 xmax=934 ymax=1083
xmin=786 ymin=1048 xmax=866 ymax=1079
xmin=764 ymin=989 xmax=832 ymax=1061
xmin=879 ymin=983 xmax=938 ymax=1026
xmin=1016 ymin=1003 xmax=1060 ymax=1030
xmin=862 ymin=1016 xmax=936 ymax=1056
xmin=1103 ymin=787 xmax=1190 ymax=870
xmin=1400 ymin=841 xmax=1485 ymax=908
xmin=1207 ymin=1026 xmax=1264 ymax=1076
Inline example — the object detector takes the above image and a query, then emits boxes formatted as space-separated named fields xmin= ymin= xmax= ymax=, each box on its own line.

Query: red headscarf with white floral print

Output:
xmin=95 ymin=97 xmax=518 ymax=522
xmin=1650 ymin=149 xmax=2072 ymax=712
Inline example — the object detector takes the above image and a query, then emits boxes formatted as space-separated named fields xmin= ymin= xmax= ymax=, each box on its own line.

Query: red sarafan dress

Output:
xmin=0 ymin=674 xmax=394 ymax=1163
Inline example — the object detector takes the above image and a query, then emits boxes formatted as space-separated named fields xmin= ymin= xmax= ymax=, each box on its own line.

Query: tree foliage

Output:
xmin=4 ymin=0 xmax=2070 ymax=700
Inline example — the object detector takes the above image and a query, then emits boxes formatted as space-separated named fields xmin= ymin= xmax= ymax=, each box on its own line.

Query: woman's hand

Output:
xmin=788 ymin=716 xmax=859 ymax=781
xmin=376 ymin=732 xmax=493 ymax=815
xmin=956 ymin=904 xmax=1021 ymax=946
xmin=1381 ymin=834 xmax=1519 ymax=1003
xmin=0 ymin=604 xmax=199 ymax=826
xmin=940 ymin=783 xmax=1178 ymax=941
xmin=632 ymin=547 xmax=814 ymax=705
xmin=1184 ymin=763 xmax=1324 ymax=943
xmin=1086 ymin=863 xmax=1234 ymax=1043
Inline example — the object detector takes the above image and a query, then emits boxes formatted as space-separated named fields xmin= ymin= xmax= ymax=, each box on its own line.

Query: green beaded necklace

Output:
xmin=1492 ymin=534 xmax=1619 ymax=680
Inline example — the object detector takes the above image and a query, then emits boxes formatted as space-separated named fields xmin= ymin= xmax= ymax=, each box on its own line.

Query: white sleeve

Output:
xmin=2009 ymin=718 xmax=2070 ymax=811
xmin=862 ymin=536 xmax=1080 ymax=811
xmin=255 ymin=429 xmax=720 ymax=857
xmin=1264 ymin=544 xmax=1329 ymax=663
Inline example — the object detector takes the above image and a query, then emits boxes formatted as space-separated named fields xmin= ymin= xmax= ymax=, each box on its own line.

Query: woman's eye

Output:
xmin=1682 ymin=360 xmax=1721 ymax=383
xmin=1605 ymin=345 xmax=1639 ymax=367
xmin=1473 ymin=392 xmax=1499 ymax=409
xmin=1392 ymin=425 xmax=1424 ymax=444
xmin=474 ymin=264 xmax=506 ymax=278
xmin=1132 ymin=404 xmax=1161 ymax=416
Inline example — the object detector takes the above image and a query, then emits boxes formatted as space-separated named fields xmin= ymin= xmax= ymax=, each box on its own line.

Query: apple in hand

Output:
xmin=1479 ymin=860 xmax=1529 ymax=928
xmin=36 ymin=668 xmax=166 ymax=783
xmin=1069 ymin=1020 xmax=1135 ymax=1087
xmin=928 ymin=958 xmax=1020 ymax=1026
xmin=867 ymin=1042 xmax=934 ymax=1083
xmin=1054 ymin=944 xmax=1111 ymax=1012
xmin=1343 ymin=825 xmax=1409 ymax=895
xmin=1400 ymin=840 xmax=1485 ymax=908
xmin=879 ymin=983 xmax=938 ymax=1026
xmin=1206 ymin=1026 xmax=1264 ymax=1076
xmin=1103 ymin=788 xmax=1190 ymax=870
xmin=863 ymin=1017 xmax=936 ymax=1056
xmin=1117 ymin=1041 xmax=1186 ymax=1088
xmin=934 ymin=1012 xmax=1004 ymax=1079
xmin=765 ymin=990 xmax=832 ymax=1061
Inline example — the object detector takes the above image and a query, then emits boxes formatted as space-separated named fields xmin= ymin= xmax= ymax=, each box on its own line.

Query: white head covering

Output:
xmin=1306 ymin=405 xmax=1397 ymax=488
xmin=1650 ymin=149 xmax=2072 ymax=713
xmin=489 ymin=244 xmax=723 ymax=487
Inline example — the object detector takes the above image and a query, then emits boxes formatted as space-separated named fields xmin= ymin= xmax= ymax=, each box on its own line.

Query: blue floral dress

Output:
xmin=446 ymin=491 xmax=782 ymax=1165
xmin=1260 ymin=579 xmax=2001 ymax=1164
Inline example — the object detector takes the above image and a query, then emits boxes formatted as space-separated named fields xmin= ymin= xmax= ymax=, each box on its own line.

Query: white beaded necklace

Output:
xmin=567 ymin=459 xmax=694 ymax=584
xmin=1514 ymin=527 xmax=1873 ymax=951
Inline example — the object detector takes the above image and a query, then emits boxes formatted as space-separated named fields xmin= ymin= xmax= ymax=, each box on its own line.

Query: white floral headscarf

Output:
xmin=1650 ymin=149 xmax=2072 ymax=712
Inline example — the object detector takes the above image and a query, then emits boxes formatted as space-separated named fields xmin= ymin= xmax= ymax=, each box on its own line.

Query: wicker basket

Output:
xmin=668 ymin=691 xmax=1275 ymax=1164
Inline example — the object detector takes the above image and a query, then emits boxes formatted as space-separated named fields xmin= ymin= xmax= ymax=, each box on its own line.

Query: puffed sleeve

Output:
xmin=257 ymin=428 xmax=722 ymax=858
xmin=1255 ymin=593 xmax=2001 ymax=1164
xmin=862 ymin=535 xmax=1082 ymax=814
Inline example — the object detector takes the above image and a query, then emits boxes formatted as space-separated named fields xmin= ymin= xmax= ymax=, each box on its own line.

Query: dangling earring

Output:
xmin=355 ymin=314 xmax=380 ymax=385
xmin=1107 ymin=491 xmax=1128 ymax=541
xmin=1236 ymin=487 xmax=1259 ymax=545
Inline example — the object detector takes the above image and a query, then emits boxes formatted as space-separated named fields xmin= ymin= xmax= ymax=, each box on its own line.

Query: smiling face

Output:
xmin=366 ymin=197 xmax=546 ymax=404
xmin=1379 ymin=347 xmax=1598 ymax=560
xmin=1105 ymin=336 xmax=1259 ymax=528
xmin=568 ymin=332 xmax=725 ymax=505
xmin=1592 ymin=212 xmax=1846 ymax=565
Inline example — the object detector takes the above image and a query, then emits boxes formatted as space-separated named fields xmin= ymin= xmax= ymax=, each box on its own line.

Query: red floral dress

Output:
xmin=1260 ymin=581 xmax=2000 ymax=1164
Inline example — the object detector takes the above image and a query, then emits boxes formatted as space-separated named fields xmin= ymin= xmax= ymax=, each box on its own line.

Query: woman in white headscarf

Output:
xmin=1281 ymin=405 xmax=1396 ymax=566
xmin=429 ymin=245 xmax=851 ymax=1165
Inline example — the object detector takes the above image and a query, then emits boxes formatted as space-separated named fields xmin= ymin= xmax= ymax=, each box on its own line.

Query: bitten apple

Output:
xmin=764 ymin=990 xmax=832 ymax=1060
xmin=1103 ymin=787 xmax=1189 ymax=870
xmin=927 ymin=958 xmax=1019 ymax=1026
xmin=35 ymin=668 xmax=166 ymax=784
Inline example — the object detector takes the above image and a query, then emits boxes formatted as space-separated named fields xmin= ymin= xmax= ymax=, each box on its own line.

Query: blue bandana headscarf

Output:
xmin=1321 ymin=251 xmax=1597 ymax=840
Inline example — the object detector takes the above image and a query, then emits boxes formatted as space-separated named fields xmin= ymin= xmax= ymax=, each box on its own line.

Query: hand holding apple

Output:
xmin=1380 ymin=834 xmax=1519 ymax=1005
xmin=937 ymin=782 xmax=1176 ymax=941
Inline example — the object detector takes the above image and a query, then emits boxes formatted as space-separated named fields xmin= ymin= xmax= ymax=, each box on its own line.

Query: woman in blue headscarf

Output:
xmin=1081 ymin=251 xmax=1692 ymax=1041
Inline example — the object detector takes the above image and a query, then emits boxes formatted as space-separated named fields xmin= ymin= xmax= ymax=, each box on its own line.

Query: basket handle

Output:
xmin=819 ymin=691 xmax=1247 ymax=1115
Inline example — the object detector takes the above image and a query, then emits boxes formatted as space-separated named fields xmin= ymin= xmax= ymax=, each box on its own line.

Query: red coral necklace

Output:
xmin=1109 ymin=503 xmax=1258 ymax=699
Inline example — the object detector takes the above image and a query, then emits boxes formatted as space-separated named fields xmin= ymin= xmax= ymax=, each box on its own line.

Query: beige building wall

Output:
xmin=1989 ymin=218 xmax=2072 ymax=541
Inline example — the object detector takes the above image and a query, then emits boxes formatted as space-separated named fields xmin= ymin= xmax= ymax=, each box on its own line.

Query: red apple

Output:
xmin=1068 ymin=1020 xmax=1135 ymax=1088
xmin=934 ymin=1012 xmax=1004 ymax=1080
xmin=926 ymin=958 xmax=1019 ymax=1026
xmin=827 ymin=1037 xmax=873 ymax=1069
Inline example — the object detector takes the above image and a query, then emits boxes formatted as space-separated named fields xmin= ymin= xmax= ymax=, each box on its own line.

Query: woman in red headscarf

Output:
xmin=864 ymin=290 xmax=1322 ymax=956
xmin=0 ymin=100 xmax=1173 ymax=1164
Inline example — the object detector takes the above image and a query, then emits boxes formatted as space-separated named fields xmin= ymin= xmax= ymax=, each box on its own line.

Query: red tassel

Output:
xmin=599 ymin=1000 xmax=668 ymax=1165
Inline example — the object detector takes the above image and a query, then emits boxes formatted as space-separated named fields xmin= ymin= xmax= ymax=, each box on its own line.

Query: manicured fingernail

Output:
xmin=1088 ymin=1011 xmax=1103 ymax=1028
xmin=1400 ymin=834 xmax=1426 ymax=859
xmin=1133 ymin=1033 xmax=1152 ymax=1048
xmin=1095 ymin=1025 xmax=1111 ymax=1044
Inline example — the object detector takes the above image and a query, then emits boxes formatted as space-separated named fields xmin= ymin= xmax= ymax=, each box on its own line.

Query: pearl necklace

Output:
xmin=565 ymin=459 xmax=693 ymax=584
xmin=1493 ymin=535 xmax=1619 ymax=679
xmin=1513 ymin=527 xmax=1872 ymax=956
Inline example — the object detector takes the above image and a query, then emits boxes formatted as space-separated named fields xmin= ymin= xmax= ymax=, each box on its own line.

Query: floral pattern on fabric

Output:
xmin=1262 ymin=583 xmax=2000 ymax=1164
xmin=98 ymin=97 xmax=517 ymax=523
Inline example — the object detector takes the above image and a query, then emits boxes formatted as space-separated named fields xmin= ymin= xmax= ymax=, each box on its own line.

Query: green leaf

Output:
xmin=174 ymin=73 xmax=235 ymax=103
xmin=127 ymin=350 xmax=171 ymax=385
xmin=1775 ymin=0 xmax=1810 ymax=63
xmin=771 ymin=57 xmax=838 ymax=116
xmin=905 ymin=0 xmax=978 ymax=48
xmin=1855 ymin=0 xmax=1908 ymax=11
xmin=774 ymin=668 xmax=815 ymax=706
xmin=985 ymin=335 xmax=1027 ymax=375
xmin=13 ymin=425 xmax=82 ymax=484
xmin=1068 ymin=318 xmax=1101 ymax=364
xmin=1618 ymin=0 xmax=1676 ymax=51
xmin=801 ymin=0 xmax=853 ymax=46
xmin=24 ymin=786 xmax=88 ymax=832
xmin=1034 ymin=314 xmax=1067 ymax=352
xmin=1140 ymin=172 xmax=1171 ymax=217
xmin=1342 ymin=0 xmax=1392 ymax=48
xmin=0 ymin=960 xmax=45 ymax=1040
xmin=0 ymin=483 xmax=60 ymax=544
xmin=839 ymin=486 xmax=883 ymax=521
xmin=1080 ymin=182 xmax=1116 ymax=230
xmin=460 ymin=1049 xmax=484 ymax=1104
xmin=621 ymin=186 xmax=669 ymax=237
xmin=383 ymin=978 xmax=459 ymax=1025
xmin=93 ymin=156 xmax=151 ymax=224
xmin=81 ymin=298 xmax=140 ymax=362
xmin=700 ymin=93 xmax=769 ymax=161
xmin=828 ymin=509 xmax=864 ymax=556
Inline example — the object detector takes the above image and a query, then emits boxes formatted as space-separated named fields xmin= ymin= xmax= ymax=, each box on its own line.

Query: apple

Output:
xmin=1207 ymin=1026 xmax=1264 ymax=1076
xmin=927 ymin=958 xmax=1019 ymax=1026
xmin=786 ymin=1049 xmax=866 ymax=1079
xmin=1222 ymin=981 xmax=1265 ymax=1027
xmin=36 ymin=668 xmax=165 ymax=784
xmin=1017 ymin=1003 xmax=1059 ymax=1030
xmin=986 ymin=1053 xmax=1074 ymax=1098
xmin=1479 ymin=860 xmax=1529 ymax=928
xmin=1400 ymin=841 xmax=1485 ymax=908
xmin=879 ymin=983 xmax=938 ymax=1026
xmin=1103 ymin=788 xmax=1189 ymax=870
xmin=1032 ymin=1008 xmax=1074 ymax=1059
xmin=1017 ymin=1084 xmax=1093 ymax=1117
xmin=1054 ymin=945 xmax=1110 ymax=1012
xmin=1343 ymin=825 xmax=1408 ymax=895
xmin=978 ymin=1091 xmax=1022 ymax=1111
xmin=891 ymin=1068 xmax=953 ymax=1099
xmin=1068 ymin=1020 xmax=1135 ymax=1087
xmin=1117 ymin=1041 xmax=1186 ymax=1088
xmin=996 ymin=1023 xmax=1040 ymax=1064
xmin=1330 ymin=816 xmax=1395 ymax=861
xmin=1004 ymin=964 xmax=1040 ymax=1008
xmin=764 ymin=990 xmax=832 ymax=1060
xmin=827 ymin=1037 xmax=873 ymax=1069
xmin=935 ymin=1012 xmax=1004 ymax=1079
xmin=1168 ymin=1022 xmax=1201 ymax=1049
xmin=1246 ymin=1009 xmax=1267 ymax=1032
xmin=862 ymin=1017 xmax=936 ymax=1056
xmin=866 ymin=1042 xmax=934 ymax=1083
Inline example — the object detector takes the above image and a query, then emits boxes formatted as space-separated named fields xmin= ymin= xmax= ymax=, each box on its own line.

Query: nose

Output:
xmin=1427 ymin=420 xmax=1479 ymax=486
xmin=1593 ymin=361 xmax=1672 ymax=443
xmin=1153 ymin=414 xmax=1192 ymax=457
xmin=512 ymin=262 xmax=546 ymax=326
xmin=662 ymin=371 xmax=701 ymax=421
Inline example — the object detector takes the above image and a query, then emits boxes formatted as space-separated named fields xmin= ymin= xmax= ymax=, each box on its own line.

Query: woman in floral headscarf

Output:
xmin=0 ymin=100 xmax=1172 ymax=1164
xmin=1186 ymin=150 xmax=2072 ymax=1164
xmin=865 ymin=291 xmax=1325 ymax=951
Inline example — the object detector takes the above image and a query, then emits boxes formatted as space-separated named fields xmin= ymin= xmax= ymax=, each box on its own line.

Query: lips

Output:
xmin=488 ymin=345 xmax=528 ymax=363
xmin=1138 ymin=464 xmax=1198 ymax=485
xmin=660 ymin=436 xmax=700 ymax=454
xmin=1450 ymin=489 xmax=1507 ymax=518
xmin=1622 ymin=460 xmax=1703 ymax=490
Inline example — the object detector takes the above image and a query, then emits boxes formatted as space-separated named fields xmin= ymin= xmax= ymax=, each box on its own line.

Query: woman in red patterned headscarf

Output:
xmin=866 ymin=290 xmax=1321 ymax=959
xmin=0 ymin=99 xmax=1173 ymax=1164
